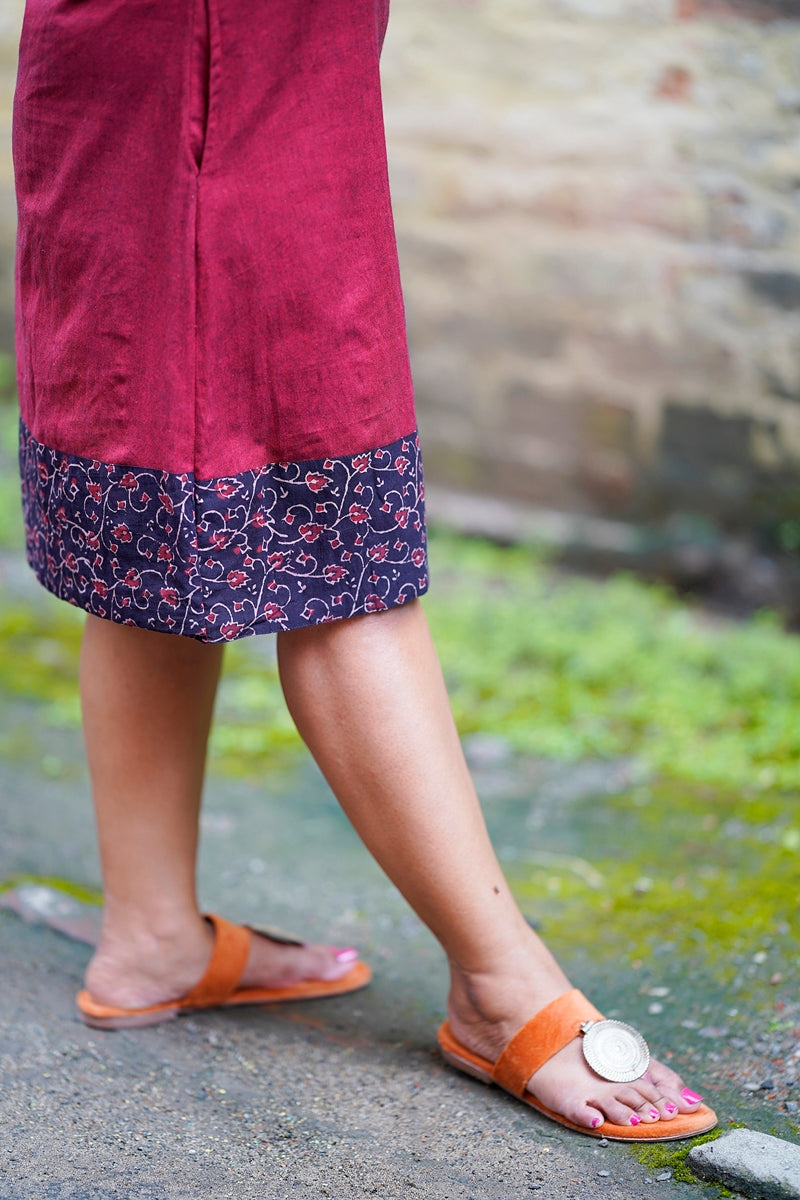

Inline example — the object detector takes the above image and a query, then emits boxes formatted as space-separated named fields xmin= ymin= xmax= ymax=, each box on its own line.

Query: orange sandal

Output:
xmin=438 ymin=988 xmax=717 ymax=1142
xmin=77 ymin=913 xmax=371 ymax=1029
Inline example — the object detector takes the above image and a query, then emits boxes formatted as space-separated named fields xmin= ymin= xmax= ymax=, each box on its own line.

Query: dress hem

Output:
xmin=19 ymin=420 xmax=428 ymax=642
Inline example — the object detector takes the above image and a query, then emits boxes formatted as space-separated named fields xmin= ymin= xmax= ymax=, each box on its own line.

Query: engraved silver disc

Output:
xmin=580 ymin=1019 xmax=650 ymax=1083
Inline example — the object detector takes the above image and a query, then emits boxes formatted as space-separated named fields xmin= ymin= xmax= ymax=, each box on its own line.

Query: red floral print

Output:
xmin=298 ymin=523 xmax=324 ymax=542
xmin=323 ymin=564 xmax=347 ymax=583
xmin=20 ymin=423 xmax=427 ymax=642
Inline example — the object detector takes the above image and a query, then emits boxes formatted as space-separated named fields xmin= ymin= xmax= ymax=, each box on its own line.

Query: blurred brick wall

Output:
xmin=1 ymin=1 xmax=798 ymax=592
xmin=380 ymin=0 xmax=800 ymax=580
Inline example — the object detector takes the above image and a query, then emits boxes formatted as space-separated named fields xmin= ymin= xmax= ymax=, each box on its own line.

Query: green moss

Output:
xmin=0 ymin=600 xmax=84 ymax=717
xmin=0 ymin=400 xmax=23 ymax=551
xmin=636 ymin=1126 xmax=752 ymax=1192
xmin=0 ymin=874 xmax=103 ymax=904
xmin=635 ymin=1128 xmax=723 ymax=1183
xmin=209 ymin=641 xmax=303 ymax=775
xmin=505 ymin=776 xmax=798 ymax=977
xmin=0 ymin=354 xmax=16 ymax=399
xmin=424 ymin=531 xmax=800 ymax=791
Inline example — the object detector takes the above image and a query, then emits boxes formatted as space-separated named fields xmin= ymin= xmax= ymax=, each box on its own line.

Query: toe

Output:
xmin=597 ymin=1084 xmax=674 ymax=1127
xmin=593 ymin=1093 xmax=645 ymax=1128
xmin=290 ymin=942 xmax=359 ymax=982
xmin=623 ymin=1085 xmax=671 ymax=1123
xmin=568 ymin=1102 xmax=606 ymax=1131
xmin=316 ymin=945 xmax=360 ymax=980
xmin=647 ymin=1060 xmax=703 ymax=1113
xmin=624 ymin=1076 xmax=661 ymax=1107
xmin=244 ymin=935 xmax=359 ymax=988
xmin=650 ymin=1095 xmax=681 ymax=1120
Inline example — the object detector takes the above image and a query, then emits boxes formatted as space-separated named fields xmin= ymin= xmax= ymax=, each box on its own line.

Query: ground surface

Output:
xmin=1 ymin=708 xmax=797 ymax=1200
xmin=0 ymin=460 xmax=797 ymax=1198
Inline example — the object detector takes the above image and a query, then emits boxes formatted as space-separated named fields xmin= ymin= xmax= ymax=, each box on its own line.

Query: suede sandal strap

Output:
xmin=181 ymin=914 xmax=251 ymax=1008
xmin=493 ymin=988 xmax=605 ymax=1098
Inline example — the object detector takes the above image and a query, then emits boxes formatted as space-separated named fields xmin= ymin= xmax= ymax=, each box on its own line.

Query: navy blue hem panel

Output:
xmin=19 ymin=420 xmax=428 ymax=641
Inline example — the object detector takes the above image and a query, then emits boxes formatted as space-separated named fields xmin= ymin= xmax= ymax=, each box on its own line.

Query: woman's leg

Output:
xmin=80 ymin=615 xmax=358 ymax=1008
xmin=277 ymin=600 xmax=702 ymax=1130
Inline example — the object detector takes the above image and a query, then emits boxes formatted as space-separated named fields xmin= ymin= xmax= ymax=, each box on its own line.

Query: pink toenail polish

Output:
xmin=335 ymin=947 xmax=358 ymax=963
xmin=629 ymin=1115 xmax=641 ymax=1126
xmin=681 ymin=1088 xmax=702 ymax=1104
xmin=665 ymin=1103 xmax=678 ymax=1114
xmin=591 ymin=1117 xmax=601 ymax=1128
xmin=649 ymin=1109 xmax=660 ymax=1119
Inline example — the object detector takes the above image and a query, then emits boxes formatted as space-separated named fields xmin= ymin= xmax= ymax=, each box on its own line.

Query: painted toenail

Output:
xmin=591 ymin=1117 xmax=601 ymax=1128
xmin=681 ymin=1088 xmax=702 ymax=1104
xmin=665 ymin=1103 xmax=678 ymax=1113
xmin=649 ymin=1109 xmax=660 ymax=1119
xmin=335 ymin=947 xmax=358 ymax=963
xmin=629 ymin=1115 xmax=641 ymax=1126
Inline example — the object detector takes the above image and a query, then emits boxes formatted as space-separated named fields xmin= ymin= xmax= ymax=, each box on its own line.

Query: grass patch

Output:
xmin=0 ymin=397 xmax=23 ymax=551
xmin=0 ymin=599 xmax=84 ymax=719
xmin=210 ymin=641 xmax=304 ymax=776
xmin=1 ymin=528 xmax=800 ymax=790
xmin=213 ymin=531 xmax=800 ymax=787
xmin=424 ymin=532 xmax=800 ymax=791
xmin=2 ymin=381 xmax=800 ymax=793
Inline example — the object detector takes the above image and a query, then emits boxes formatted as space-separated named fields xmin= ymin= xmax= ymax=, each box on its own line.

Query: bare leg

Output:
xmin=277 ymin=600 xmax=703 ymax=1130
xmin=80 ymin=615 xmax=358 ymax=1009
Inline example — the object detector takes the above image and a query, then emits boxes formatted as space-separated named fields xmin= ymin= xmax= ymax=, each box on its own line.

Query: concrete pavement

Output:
xmin=0 ymin=746 xmax=722 ymax=1200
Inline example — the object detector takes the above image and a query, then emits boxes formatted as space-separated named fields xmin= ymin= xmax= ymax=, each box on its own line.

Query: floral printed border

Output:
xmin=19 ymin=421 xmax=428 ymax=641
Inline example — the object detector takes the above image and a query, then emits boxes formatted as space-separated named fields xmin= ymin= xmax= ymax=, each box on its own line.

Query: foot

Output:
xmin=447 ymin=949 xmax=704 ymax=1130
xmin=85 ymin=912 xmax=360 ymax=1010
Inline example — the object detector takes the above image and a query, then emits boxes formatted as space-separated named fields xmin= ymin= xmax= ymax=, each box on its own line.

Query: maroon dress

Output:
xmin=14 ymin=0 xmax=427 ymax=641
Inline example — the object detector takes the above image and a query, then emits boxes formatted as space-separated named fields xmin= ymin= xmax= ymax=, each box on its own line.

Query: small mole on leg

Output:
xmin=493 ymin=886 xmax=500 ymax=894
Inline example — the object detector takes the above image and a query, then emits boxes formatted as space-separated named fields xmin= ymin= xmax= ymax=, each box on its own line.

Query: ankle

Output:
xmin=450 ymin=963 xmax=565 ymax=1020
xmin=446 ymin=936 xmax=572 ymax=1042
xmin=447 ymin=921 xmax=566 ymax=997
xmin=86 ymin=912 xmax=213 ymax=1008
xmin=99 ymin=901 xmax=208 ymax=954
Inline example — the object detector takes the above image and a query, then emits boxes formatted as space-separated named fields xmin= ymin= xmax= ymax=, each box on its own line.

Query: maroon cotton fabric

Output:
xmin=14 ymin=0 xmax=415 ymax=478
xmin=14 ymin=0 xmax=428 ymax=640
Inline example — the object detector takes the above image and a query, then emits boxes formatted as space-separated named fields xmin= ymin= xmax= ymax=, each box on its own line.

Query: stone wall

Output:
xmin=1 ymin=1 xmax=798 ymax=603
xmin=380 ymin=0 xmax=800 ymax=603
